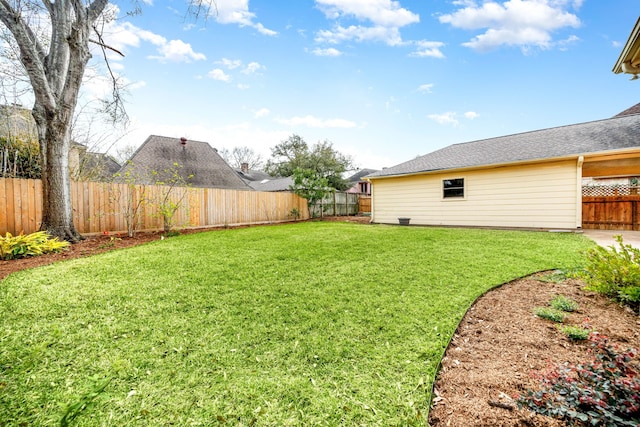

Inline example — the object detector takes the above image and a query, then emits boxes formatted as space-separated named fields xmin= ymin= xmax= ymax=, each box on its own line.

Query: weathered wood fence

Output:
xmin=309 ymin=192 xmax=359 ymax=217
xmin=0 ymin=178 xmax=309 ymax=235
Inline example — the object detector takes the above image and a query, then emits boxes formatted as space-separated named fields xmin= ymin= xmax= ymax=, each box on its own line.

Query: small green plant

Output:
xmin=0 ymin=231 xmax=70 ymax=260
xmin=537 ymin=269 xmax=570 ymax=283
xmin=549 ymin=295 xmax=579 ymax=312
xmin=557 ymin=324 xmax=590 ymax=341
xmin=578 ymin=235 xmax=640 ymax=312
xmin=289 ymin=207 xmax=301 ymax=220
xmin=517 ymin=334 xmax=640 ymax=426
xmin=533 ymin=306 xmax=566 ymax=323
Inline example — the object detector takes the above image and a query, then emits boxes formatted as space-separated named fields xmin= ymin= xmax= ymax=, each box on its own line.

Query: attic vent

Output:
xmin=180 ymin=137 xmax=187 ymax=146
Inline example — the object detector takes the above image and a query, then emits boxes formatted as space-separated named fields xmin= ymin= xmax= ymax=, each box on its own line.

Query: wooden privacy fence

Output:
xmin=309 ymin=192 xmax=359 ymax=217
xmin=0 ymin=178 xmax=309 ymax=235
xmin=582 ymin=196 xmax=640 ymax=230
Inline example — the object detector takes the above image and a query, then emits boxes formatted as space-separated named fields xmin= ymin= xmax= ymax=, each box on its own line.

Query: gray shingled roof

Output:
xmin=248 ymin=176 xmax=294 ymax=192
xmin=120 ymin=135 xmax=252 ymax=190
xmin=368 ymin=112 xmax=640 ymax=178
xmin=347 ymin=168 xmax=379 ymax=182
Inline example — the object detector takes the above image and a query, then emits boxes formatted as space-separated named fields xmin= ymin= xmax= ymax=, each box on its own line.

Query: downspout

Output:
xmin=368 ymin=179 xmax=375 ymax=223
xmin=576 ymin=156 xmax=584 ymax=229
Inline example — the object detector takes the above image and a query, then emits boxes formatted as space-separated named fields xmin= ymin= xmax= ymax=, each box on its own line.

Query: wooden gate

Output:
xmin=582 ymin=195 xmax=640 ymax=230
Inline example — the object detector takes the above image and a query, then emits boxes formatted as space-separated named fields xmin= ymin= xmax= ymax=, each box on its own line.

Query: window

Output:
xmin=443 ymin=178 xmax=464 ymax=198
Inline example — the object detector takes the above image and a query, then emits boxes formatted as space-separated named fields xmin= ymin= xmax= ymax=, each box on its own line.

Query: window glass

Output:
xmin=443 ymin=178 xmax=464 ymax=198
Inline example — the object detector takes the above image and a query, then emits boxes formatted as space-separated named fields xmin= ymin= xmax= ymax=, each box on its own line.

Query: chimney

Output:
xmin=241 ymin=162 xmax=249 ymax=173
xmin=179 ymin=137 xmax=187 ymax=146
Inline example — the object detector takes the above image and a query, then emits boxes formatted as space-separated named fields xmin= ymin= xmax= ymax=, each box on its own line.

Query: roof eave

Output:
xmin=613 ymin=17 xmax=640 ymax=74
xmin=367 ymin=146 xmax=640 ymax=181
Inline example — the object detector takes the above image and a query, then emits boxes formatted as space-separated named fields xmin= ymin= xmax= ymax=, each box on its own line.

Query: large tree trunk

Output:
xmin=34 ymin=106 xmax=82 ymax=242
xmin=0 ymin=0 xmax=109 ymax=243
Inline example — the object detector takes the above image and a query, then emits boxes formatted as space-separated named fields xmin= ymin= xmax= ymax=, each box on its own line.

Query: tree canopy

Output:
xmin=265 ymin=134 xmax=353 ymax=191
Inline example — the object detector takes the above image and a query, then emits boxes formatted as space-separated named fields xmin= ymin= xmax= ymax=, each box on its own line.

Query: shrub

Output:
xmin=578 ymin=235 xmax=640 ymax=312
xmin=0 ymin=231 xmax=70 ymax=260
xmin=550 ymin=295 xmax=579 ymax=312
xmin=533 ymin=307 xmax=567 ymax=323
xmin=557 ymin=325 xmax=590 ymax=341
xmin=517 ymin=334 xmax=640 ymax=426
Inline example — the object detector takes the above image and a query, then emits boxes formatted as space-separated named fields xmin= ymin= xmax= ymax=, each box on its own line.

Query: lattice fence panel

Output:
xmin=582 ymin=185 xmax=639 ymax=197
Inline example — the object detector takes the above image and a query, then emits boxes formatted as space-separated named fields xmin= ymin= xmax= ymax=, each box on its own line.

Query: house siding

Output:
xmin=370 ymin=160 xmax=579 ymax=229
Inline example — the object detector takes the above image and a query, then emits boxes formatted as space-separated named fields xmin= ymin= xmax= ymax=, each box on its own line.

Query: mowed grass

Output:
xmin=0 ymin=222 xmax=593 ymax=426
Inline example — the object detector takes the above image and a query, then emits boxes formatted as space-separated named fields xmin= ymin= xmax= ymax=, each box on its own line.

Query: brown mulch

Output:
xmin=1 ymin=217 xmax=638 ymax=426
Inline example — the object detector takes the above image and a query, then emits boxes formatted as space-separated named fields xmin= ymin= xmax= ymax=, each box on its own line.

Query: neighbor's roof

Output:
xmin=248 ymin=176 xmax=294 ymax=192
xmin=347 ymin=168 xmax=379 ymax=182
xmin=368 ymin=110 xmax=640 ymax=179
xmin=120 ymin=135 xmax=251 ymax=190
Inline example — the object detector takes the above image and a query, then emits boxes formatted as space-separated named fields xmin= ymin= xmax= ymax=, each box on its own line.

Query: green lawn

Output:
xmin=0 ymin=222 xmax=593 ymax=426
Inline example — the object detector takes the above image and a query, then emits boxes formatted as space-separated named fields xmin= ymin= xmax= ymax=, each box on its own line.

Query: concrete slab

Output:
xmin=581 ymin=230 xmax=640 ymax=249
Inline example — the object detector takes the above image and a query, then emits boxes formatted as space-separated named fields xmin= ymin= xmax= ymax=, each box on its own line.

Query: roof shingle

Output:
xmin=368 ymin=112 xmax=640 ymax=178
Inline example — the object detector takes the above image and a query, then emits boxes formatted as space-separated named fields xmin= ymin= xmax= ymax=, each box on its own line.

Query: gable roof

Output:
xmin=368 ymin=111 xmax=640 ymax=179
xmin=347 ymin=168 xmax=379 ymax=182
xmin=614 ymin=102 xmax=640 ymax=117
xmin=120 ymin=135 xmax=251 ymax=190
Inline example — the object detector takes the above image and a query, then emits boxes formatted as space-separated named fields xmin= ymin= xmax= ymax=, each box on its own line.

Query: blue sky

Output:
xmin=92 ymin=0 xmax=638 ymax=170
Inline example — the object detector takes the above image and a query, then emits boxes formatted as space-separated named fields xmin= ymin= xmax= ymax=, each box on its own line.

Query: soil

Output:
xmin=1 ymin=216 xmax=638 ymax=426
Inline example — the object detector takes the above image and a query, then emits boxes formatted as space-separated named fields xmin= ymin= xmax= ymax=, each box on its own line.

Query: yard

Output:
xmin=0 ymin=222 xmax=593 ymax=425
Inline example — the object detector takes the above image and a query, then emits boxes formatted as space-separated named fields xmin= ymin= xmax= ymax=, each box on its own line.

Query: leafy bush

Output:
xmin=550 ymin=295 xmax=579 ymax=312
xmin=578 ymin=235 xmax=640 ymax=312
xmin=533 ymin=307 xmax=567 ymax=323
xmin=557 ymin=325 xmax=590 ymax=341
xmin=0 ymin=231 xmax=70 ymax=260
xmin=517 ymin=334 xmax=640 ymax=426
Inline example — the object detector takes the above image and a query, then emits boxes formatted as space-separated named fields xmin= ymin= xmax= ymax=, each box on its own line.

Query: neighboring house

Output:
xmin=1 ymin=104 xmax=118 ymax=181
xmin=366 ymin=106 xmax=640 ymax=230
xmin=235 ymin=162 xmax=273 ymax=184
xmin=0 ymin=104 xmax=37 ymax=139
xmin=346 ymin=168 xmax=378 ymax=195
xmin=70 ymin=142 xmax=120 ymax=181
xmin=119 ymin=135 xmax=252 ymax=190
xmin=248 ymin=176 xmax=295 ymax=192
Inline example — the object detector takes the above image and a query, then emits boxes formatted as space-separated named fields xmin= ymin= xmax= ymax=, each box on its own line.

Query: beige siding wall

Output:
xmin=370 ymin=160 xmax=580 ymax=229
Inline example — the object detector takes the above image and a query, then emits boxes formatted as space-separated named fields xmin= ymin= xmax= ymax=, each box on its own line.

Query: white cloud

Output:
xmin=254 ymin=108 xmax=270 ymax=118
xmin=428 ymin=112 xmax=459 ymax=126
xmin=237 ymin=84 xmax=250 ymax=90
xmin=275 ymin=115 xmax=357 ymax=128
xmin=208 ymin=68 xmax=232 ymax=82
xmin=428 ymin=111 xmax=479 ymax=125
xmin=316 ymin=25 xmax=403 ymax=46
xmin=218 ymin=58 xmax=243 ymax=69
xmin=213 ymin=0 xmax=277 ymax=36
xmin=410 ymin=40 xmax=445 ymax=58
xmin=311 ymin=47 xmax=343 ymax=57
xmin=103 ymin=21 xmax=206 ymax=63
xmin=418 ymin=83 xmax=434 ymax=93
xmin=439 ymin=0 xmax=581 ymax=52
xmin=148 ymin=39 xmax=206 ymax=63
xmin=314 ymin=0 xmax=419 ymax=47
xmin=242 ymin=62 xmax=264 ymax=74
xmin=316 ymin=0 xmax=419 ymax=27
